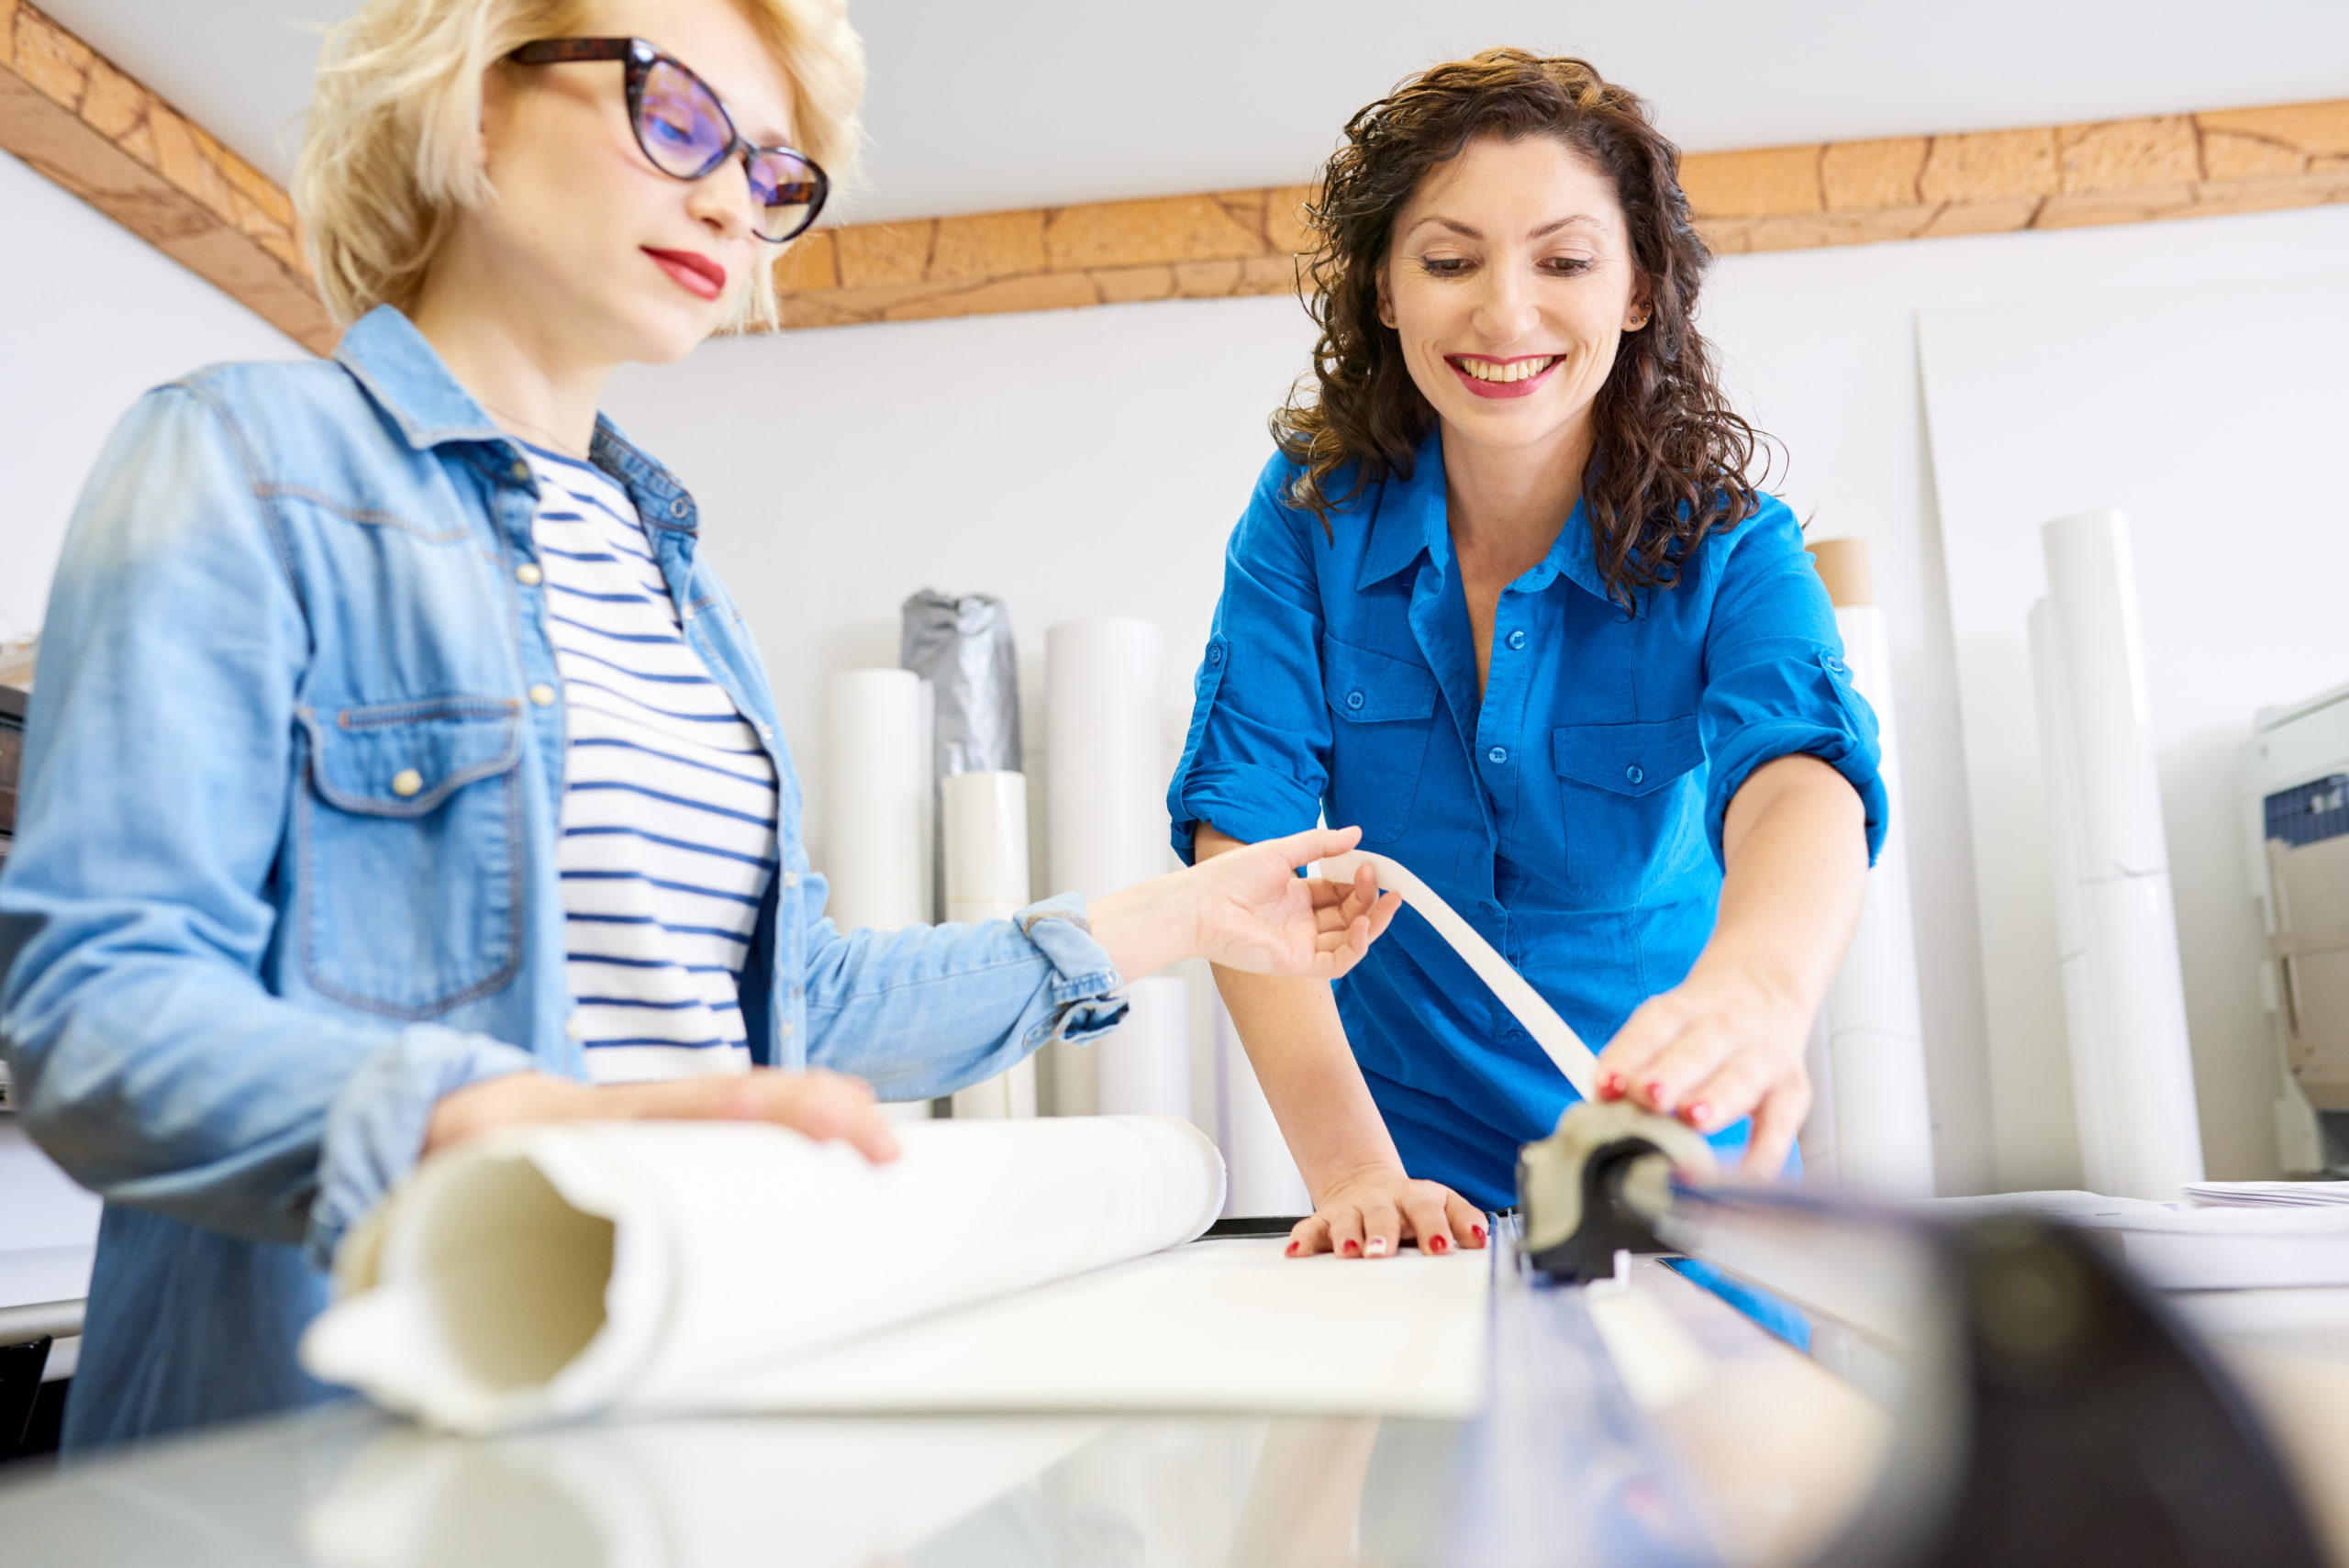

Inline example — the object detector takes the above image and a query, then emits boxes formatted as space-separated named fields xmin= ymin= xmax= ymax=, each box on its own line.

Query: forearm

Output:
xmin=1698 ymin=754 xmax=1870 ymax=1020
xmin=1208 ymin=964 xmax=1401 ymax=1202
xmin=1194 ymin=823 xmax=1399 ymax=1200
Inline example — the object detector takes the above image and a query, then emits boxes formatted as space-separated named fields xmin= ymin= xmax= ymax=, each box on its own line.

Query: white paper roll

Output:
xmin=1097 ymin=975 xmax=1191 ymax=1119
xmin=1045 ymin=618 xmax=1166 ymax=1117
xmin=1822 ymin=605 xmax=1937 ymax=1198
xmin=941 ymin=771 xmax=1030 ymax=922
xmin=301 ymin=1117 xmax=1225 ymax=1432
xmin=822 ymin=668 xmax=928 ymax=933
xmin=940 ymin=771 xmax=1038 ymax=1120
xmin=1214 ymin=994 xmax=1311 ymax=1218
xmin=2034 ymin=510 xmax=2205 ymax=1199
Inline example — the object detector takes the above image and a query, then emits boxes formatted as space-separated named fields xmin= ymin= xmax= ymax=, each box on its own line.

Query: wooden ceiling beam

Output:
xmin=3 ymin=1 xmax=2343 ymax=347
xmin=0 ymin=0 xmax=334 ymax=353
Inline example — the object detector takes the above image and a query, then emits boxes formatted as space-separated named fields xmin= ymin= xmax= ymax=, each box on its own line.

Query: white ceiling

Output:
xmin=40 ymin=0 xmax=2349 ymax=225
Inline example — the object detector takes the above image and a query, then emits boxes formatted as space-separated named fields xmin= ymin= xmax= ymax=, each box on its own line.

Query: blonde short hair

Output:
xmin=295 ymin=0 xmax=863 ymax=331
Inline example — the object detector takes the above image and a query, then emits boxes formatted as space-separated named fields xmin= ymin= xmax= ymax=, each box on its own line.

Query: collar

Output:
xmin=1353 ymin=430 xmax=1615 ymax=606
xmin=332 ymin=306 xmax=696 ymax=533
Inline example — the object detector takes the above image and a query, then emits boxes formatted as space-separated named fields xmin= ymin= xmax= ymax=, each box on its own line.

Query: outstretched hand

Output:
xmin=1185 ymin=825 xmax=1402 ymax=980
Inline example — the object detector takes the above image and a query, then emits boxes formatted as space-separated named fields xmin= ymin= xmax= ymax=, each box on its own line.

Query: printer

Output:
xmin=2243 ymin=679 xmax=2349 ymax=1174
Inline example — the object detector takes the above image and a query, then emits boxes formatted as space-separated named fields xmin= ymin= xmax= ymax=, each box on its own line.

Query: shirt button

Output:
xmin=389 ymin=768 xmax=423 ymax=797
xmin=1506 ymin=629 xmax=1527 ymax=651
xmin=1207 ymin=646 xmax=1225 ymax=666
xmin=782 ymin=871 xmax=800 ymax=889
xmin=1346 ymin=691 xmax=1366 ymax=710
xmin=1824 ymin=654 xmax=1847 ymax=673
xmin=1487 ymin=746 xmax=1508 ymax=764
xmin=778 ymin=1022 xmax=795 ymax=1039
xmin=510 ymin=460 xmax=529 ymax=482
xmin=564 ymin=1017 xmax=586 ymax=1041
xmin=515 ymin=562 xmax=542 ymax=586
xmin=529 ymin=684 xmax=557 ymax=706
xmin=670 ymin=498 xmax=690 ymax=519
xmin=1626 ymin=764 xmax=1645 ymax=785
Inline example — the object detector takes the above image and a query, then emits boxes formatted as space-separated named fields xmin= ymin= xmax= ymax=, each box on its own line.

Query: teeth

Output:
xmin=1460 ymin=356 xmax=1556 ymax=384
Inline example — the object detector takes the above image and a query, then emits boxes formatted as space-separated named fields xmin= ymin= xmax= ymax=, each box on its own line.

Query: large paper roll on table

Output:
xmin=1046 ymin=618 xmax=1166 ymax=1116
xmin=822 ymin=668 xmax=928 ymax=932
xmin=2032 ymin=509 xmax=2205 ymax=1199
xmin=302 ymin=1117 xmax=1224 ymax=1433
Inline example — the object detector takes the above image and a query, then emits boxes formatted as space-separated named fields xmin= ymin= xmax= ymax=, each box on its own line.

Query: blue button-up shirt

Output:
xmin=0 ymin=306 xmax=1127 ymax=1448
xmin=1169 ymin=439 xmax=1886 ymax=1209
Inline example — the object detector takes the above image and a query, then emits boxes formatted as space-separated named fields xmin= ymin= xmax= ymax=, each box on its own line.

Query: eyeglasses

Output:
xmin=507 ymin=37 xmax=829 ymax=244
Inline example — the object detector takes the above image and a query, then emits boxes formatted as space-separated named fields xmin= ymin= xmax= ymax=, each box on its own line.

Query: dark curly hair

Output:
xmin=1275 ymin=50 xmax=1768 ymax=606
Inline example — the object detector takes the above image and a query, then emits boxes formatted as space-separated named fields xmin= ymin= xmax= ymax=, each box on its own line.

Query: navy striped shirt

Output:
xmin=525 ymin=444 xmax=777 ymax=1083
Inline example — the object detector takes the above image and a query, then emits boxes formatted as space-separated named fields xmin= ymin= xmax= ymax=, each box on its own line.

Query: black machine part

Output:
xmin=1514 ymin=1106 xmax=2333 ymax=1568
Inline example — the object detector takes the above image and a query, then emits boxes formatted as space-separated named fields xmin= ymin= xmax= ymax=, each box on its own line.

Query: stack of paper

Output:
xmin=2186 ymin=1183 xmax=2349 ymax=1211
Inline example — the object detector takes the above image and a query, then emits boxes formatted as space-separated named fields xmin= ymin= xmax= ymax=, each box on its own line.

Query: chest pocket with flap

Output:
xmin=296 ymin=697 xmax=524 ymax=1018
xmin=1551 ymin=715 xmax=1708 ymax=906
xmin=1321 ymin=636 xmax=1441 ymax=844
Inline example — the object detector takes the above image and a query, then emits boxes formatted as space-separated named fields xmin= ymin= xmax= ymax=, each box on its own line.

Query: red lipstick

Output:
xmin=644 ymin=247 xmax=726 ymax=301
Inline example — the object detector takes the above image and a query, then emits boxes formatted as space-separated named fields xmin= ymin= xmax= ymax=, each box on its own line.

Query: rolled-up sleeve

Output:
xmin=1168 ymin=457 xmax=1332 ymax=862
xmin=1697 ymin=503 xmax=1888 ymax=865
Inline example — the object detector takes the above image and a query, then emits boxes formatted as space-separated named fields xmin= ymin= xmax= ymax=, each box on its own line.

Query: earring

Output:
xmin=1628 ymin=311 xmax=1649 ymax=329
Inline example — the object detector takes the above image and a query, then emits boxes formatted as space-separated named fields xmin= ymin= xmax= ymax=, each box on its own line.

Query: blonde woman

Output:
xmin=0 ymin=0 xmax=1395 ymax=1449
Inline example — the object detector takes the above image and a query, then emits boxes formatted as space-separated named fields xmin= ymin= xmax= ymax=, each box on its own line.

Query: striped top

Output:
xmin=525 ymin=444 xmax=778 ymax=1084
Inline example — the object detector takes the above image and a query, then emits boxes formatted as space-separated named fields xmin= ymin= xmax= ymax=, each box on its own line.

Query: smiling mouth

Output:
xmin=1449 ymin=353 xmax=1561 ymax=384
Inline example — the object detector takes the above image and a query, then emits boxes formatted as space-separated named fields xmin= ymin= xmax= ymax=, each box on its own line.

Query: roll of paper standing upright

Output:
xmin=1814 ymin=583 xmax=1938 ymax=1197
xmin=2035 ymin=509 xmax=2205 ymax=1199
xmin=1045 ymin=618 xmax=1166 ymax=1117
xmin=823 ymin=668 xmax=928 ymax=933
xmin=942 ymin=771 xmax=1038 ymax=1120
xmin=1097 ymin=975 xmax=1191 ymax=1119
xmin=1214 ymin=994 xmax=1312 ymax=1218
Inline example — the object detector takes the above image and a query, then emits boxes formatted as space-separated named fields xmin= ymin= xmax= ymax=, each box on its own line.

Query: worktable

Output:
xmin=5 ymin=1221 xmax=2347 ymax=1567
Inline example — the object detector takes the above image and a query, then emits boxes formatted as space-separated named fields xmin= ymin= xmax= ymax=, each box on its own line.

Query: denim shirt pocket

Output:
xmin=295 ymin=697 xmax=525 ymax=1018
xmin=1552 ymin=715 xmax=1708 ymax=906
xmin=1321 ymin=635 xmax=1440 ymax=844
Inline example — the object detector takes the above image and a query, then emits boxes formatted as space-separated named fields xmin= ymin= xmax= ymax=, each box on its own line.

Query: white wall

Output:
xmin=607 ymin=200 xmax=2349 ymax=1195
xmin=0 ymin=150 xmax=305 ymax=641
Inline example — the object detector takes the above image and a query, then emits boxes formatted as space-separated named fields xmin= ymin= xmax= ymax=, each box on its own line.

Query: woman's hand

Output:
xmin=1285 ymin=1165 xmax=1489 ymax=1259
xmin=1091 ymin=824 xmax=1401 ymax=982
xmin=423 ymin=1066 xmax=904 ymax=1162
xmin=1592 ymin=962 xmax=1812 ymax=1179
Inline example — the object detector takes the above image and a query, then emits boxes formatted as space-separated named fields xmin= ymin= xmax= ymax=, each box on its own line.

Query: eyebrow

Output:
xmin=1407 ymin=214 xmax=1602 ymax=242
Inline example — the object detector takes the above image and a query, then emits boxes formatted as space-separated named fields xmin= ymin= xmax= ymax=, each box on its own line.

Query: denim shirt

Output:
xmin=1168 ymin=441 xmax=1885 ymax=1207
xmin=0 ymin=306 xmax=1127 ymax=1448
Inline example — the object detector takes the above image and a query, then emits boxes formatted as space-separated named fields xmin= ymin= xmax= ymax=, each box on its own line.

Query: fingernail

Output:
xmin=1285 ymin=1240 xmax=1300 ymax=1256
xmin=1598 ymin=1072 xmax=1623 ymax=1099
xmin=1471 ymin=1223 xmax=1487 ymax=1243
xmin=1685 ymin=1101 xmax=1711 ymax=1129
xmin=1341 ymin=1239 xmax=1362 ymax=1257
xmin=1429 ymin=1235 xmax=1450 ymax=1254
xmin=1366 ymin=1237 xmax=1389 ymax=1257
xmin=1645 ymin=1080 xmax=1673 ymax=1110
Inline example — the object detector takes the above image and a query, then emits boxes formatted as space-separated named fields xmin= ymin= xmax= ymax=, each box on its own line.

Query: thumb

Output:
xmin=1256 ymin=823 xmax=1365 ymax=873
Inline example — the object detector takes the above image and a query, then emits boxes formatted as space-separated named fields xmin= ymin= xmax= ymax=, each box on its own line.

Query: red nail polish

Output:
xmin=1685 ymin=1102 xmax=1710 ymax=1128
xmin=1285 ymin=1240 xmax=1300 ymax=1256
xmin=1470 ymin=1223 xmax=1487 ymax=1243
xmin=1645 ymin=1081 xmax=1671 ymax=1109
xmin=1341 ymin=1239 xmax=1362 ymax=1257
xmin=1598 ymin=1072 xmax=1623 ymax=1099
xmin=1429 ymin=1235 xmax=1449 ymax=1254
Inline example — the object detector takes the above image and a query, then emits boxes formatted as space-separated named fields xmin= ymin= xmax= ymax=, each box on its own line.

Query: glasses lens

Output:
xmin=636 ymin=58 xmax=730 ymax=177
xmin=746 ymin=150 xmax=825 ymax=241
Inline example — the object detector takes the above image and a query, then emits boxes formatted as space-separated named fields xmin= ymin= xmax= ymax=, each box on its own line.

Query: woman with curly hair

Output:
xmin=1172 ymin=50 xmax=1887 ymax=1259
